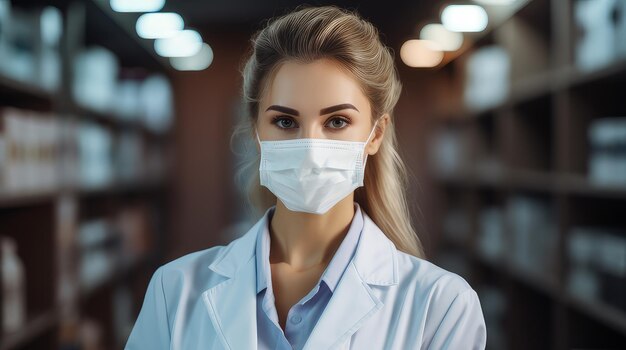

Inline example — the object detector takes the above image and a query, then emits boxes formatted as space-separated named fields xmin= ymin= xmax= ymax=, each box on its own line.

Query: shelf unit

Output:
xmin=429 ymin=0 xmax=626 ymax=349
xmin=0 ymin=0 xmax=173 ymax=349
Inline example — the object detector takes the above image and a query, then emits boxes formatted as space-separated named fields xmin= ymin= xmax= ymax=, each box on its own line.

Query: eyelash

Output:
xmin=271 ymin=115 xmax=352 ymax=130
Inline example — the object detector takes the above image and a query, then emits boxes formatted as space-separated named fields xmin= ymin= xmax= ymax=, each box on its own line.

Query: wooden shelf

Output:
xmin=442 ymin=236 xmax=626 ymax=338
xmin=0 ymin=190 xmax=60 ymax=209
xmin=437 ymin=169 xmax=626 ymax=200
xmin=558 ymin=174 xmax=626 ymax=200
xmin=565 ymin=58 xmax=626 ymax=89
xmin=431 ymin=0 xmax=626 ymax=346
xmin=0 ymin=310 xmax=60 ymax=350
xmin=77 ymin=177 xmax=169 ymax=197
xmin=566 ymin=294 xmax=626 ymax=336
xmin=0 ymin=74 xmax=55 ymax=109
xmin=0 ymin=1 xmax=172 ymax=349
xmin=69 ymin=102 xmax=171 ymax=139
xmin=0 ymin=177 xmax=169 ymax=209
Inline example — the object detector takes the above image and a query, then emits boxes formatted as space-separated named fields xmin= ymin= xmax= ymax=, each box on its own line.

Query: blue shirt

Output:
xmin=255 ymin=202 xmax=364 ymax=350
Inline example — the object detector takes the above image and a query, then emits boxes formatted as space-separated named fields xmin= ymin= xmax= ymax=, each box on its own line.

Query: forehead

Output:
xmin=261 ymin=58 xmax=370 ymax=114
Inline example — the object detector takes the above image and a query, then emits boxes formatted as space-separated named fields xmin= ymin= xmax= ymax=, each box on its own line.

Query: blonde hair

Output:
xmin=232 ymin=5 xmax=425 ymax=258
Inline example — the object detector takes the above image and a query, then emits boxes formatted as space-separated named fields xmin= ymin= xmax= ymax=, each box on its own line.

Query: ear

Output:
xmin=366 ymin=113 xmax=390 ymax=156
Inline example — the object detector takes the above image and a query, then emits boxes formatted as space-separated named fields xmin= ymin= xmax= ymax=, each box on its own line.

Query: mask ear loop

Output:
xmin=255 ymin=128 xmax=262 ymax=146
xmin=362 ymin=118 xmax=379 ymax=170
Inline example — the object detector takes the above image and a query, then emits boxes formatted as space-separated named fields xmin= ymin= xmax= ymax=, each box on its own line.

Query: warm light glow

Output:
xmin=400 ymin=39 xmax=444 ymax=68
xmin=170 ymin=43 xmax=214 ymax=71
xmin=420 ymin=23 xmax=464 ymax=51
xmin=441 ymin=5 xmax=488 ymax=32
xmin=110 ymin=0 xmax=165 ymax=13
xmin=136 ymin=13 xmax=184 ymax=39
xmin=154 ymin=29 xmax=202 ymax=57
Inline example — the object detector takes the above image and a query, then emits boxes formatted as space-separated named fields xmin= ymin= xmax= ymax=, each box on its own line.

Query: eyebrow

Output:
xmin=265 ymin=103 xmax=359 ymax=116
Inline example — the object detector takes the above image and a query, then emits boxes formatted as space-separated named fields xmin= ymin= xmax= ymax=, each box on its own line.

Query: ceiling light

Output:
xmin=136 ymin=12 xmax=184 ymax=39
xmin=110 ymin=0 xmax=165 ymax=13
xmin=420 ymin=23 xmax=464 ymax=51
xmin=400 ymin=39 xmax=444 ymax=68
xmin=154 ymin=29 xmax=202 ymax=57
xmin=441 ymin=5 xmax=488 ymax=32
xmin=170 ymin=43 xmax=214 ymax=71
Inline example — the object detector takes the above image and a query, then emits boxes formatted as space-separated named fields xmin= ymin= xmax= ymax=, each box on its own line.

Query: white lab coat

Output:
xmin=125 ymin=208 xmax=487 ymax=350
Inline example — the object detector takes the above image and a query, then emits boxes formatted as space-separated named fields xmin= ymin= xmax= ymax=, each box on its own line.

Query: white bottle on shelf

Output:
xmin=1 ymin=236 xmax=26 ymax=333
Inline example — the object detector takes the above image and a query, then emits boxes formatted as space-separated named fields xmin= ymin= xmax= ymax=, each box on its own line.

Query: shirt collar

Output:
xmin=255 ymin=202 xmax=364 ymax=294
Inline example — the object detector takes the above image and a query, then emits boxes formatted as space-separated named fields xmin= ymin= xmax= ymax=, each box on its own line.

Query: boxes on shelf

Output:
xmin=0 ymin=1 xmax=62 ymax=90
xmin=72 ymin=47 xmax=174 ymax=133
xmin=0 ymin=107 xmax=62 ymax=194
xmin=463 ymin=45 xmax=510 ymax=111
xmin=77 ymin=122 xmax=114 ymax=189
xmin=77 ymin=218 xmax=119 ymax=292
xmin=114 ymin=130 xmax=144 ymax=183
xmin=506 ymin=195 xmax=557 ymax=279
xmin=139 ymin=74 xmax=174 ymax=133
xmin=39 ymin=6 xmax=63 ymax=91
xmin=72 ymin=119 xmax=169 ymax=189
xmin=72 ymin=46 xmax=120 ymax=114
xmin=1 ymin=236 xmax=26 ymax=334
xmin=77 ymin=204 xmax=154 ymax=293
xmin=0 ymin=0 xmax=9 ymax=74
xmin=588 ymin=117 xmax=626 ymax=186
xmin=568 ymin=226 xmax=626 ymax=312
xmin=428 ymin=127 xmax=475 ymax=177
xmin=113 ymin=78 xmax=143 ymax=121
xmin=574 ymin=0 xmax=626 ymax=71
xmin=477 ymin=206 xmax=505 ymax=261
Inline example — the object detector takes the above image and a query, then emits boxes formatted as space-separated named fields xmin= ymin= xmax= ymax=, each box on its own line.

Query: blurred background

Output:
xmin=0 ymin=0 xmax=625 ymax=349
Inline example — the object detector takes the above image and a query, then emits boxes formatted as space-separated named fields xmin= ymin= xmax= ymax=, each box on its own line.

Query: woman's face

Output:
xmin=256 ymin=58 xmax=384 ymax=152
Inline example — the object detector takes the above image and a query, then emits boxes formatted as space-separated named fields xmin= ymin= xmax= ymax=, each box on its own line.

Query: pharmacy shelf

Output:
xmin=430 ymin=0 xmax=626 ymax=348
xmin=442 ymin=236 xmax=626 ymax=339
xmin=0 ymin=1 xmax=173 ymax=349
xmin=69 ymin=102 xmax=171 ymax=139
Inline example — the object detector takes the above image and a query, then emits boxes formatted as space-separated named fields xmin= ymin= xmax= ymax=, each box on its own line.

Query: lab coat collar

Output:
xmin=202 ymin=204 xmax=399 ymax=349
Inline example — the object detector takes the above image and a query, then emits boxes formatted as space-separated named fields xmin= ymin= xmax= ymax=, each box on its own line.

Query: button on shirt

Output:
xmin=255 ymin=202 xmax=364 ymax=350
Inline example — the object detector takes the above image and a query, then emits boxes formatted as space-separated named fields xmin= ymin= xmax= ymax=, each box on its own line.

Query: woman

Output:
xmin=126 ymin=5 xmax=486 ymax=350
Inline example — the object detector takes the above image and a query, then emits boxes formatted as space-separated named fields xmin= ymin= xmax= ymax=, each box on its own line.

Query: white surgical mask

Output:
xmin=256 ymin=120 xmax=379 ymax=215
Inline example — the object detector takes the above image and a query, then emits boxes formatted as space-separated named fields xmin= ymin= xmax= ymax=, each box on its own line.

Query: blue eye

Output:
xmin=326 ymin=117 xmax=350 ymax=129
xmin=272 ymin=116 xmax=297 ymax=129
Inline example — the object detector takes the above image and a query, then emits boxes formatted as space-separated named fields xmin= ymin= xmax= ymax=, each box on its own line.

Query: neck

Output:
xmin=268 ymin=195 xmax=356 ymax=271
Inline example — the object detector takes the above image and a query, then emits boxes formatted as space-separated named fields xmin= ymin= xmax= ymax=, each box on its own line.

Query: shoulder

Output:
xmin=392 ymin=250 xmax=486 ymax=347
xmin=394 ymin=249 xmax=477 ymax=308
xmin=148 ymin=244 xmax=230 ymax=300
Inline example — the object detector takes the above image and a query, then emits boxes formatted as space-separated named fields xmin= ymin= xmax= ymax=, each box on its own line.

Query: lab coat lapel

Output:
xmin=200 ymin=206 xmax=399 ymax=350
xmin=303 ymin=209 xmax=399 ymax=350
xmin=201 ymin=210 xmax=269 ymax=350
